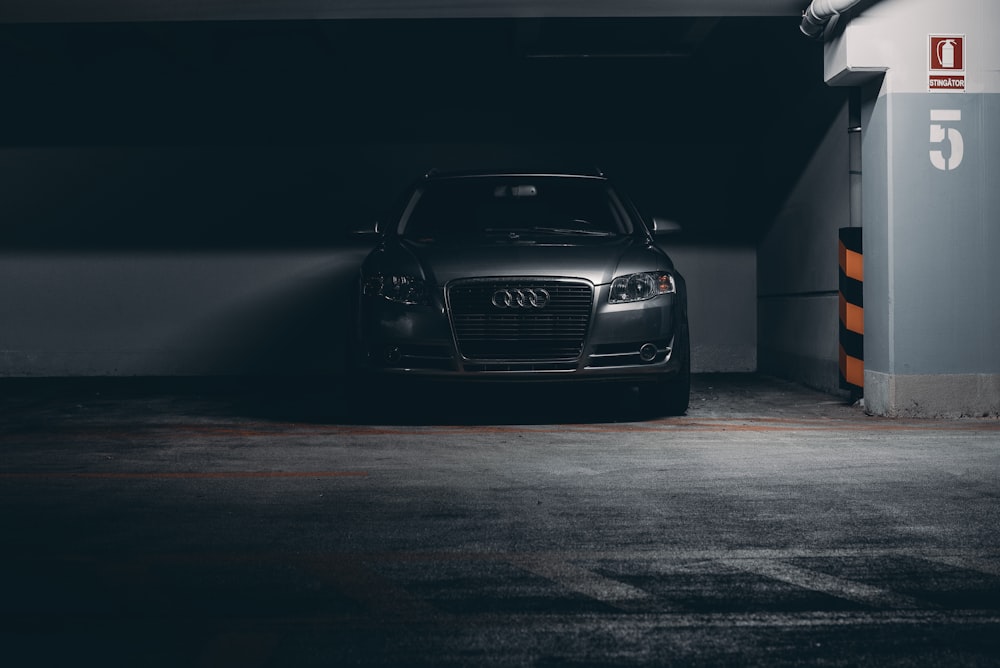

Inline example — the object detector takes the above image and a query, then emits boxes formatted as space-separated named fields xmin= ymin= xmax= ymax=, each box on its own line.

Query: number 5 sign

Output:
xmin=930 ymin=109 xmax=964 ymax=171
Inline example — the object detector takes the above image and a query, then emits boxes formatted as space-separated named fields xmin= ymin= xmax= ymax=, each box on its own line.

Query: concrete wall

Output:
xmin=757 ymin=103 xmax=849 ymax=394
xmin=824 ymin=0 xmax=1000 ymax=417
xmin=0 ymin=143 xmax=756 ymax=377
xmin=670 ymin=245 xmax=757 ymax=373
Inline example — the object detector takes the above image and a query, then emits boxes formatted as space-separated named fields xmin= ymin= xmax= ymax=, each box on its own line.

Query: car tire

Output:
xmin=639 ymin=373 xmax=689 ymax=418
xmin=659 ymin=370 xmax=690 ymax=417
xmin=641 ymin=328 xmax=690 ymax=417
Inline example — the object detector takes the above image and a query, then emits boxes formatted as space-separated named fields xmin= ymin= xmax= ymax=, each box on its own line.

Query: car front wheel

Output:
xmin=640 ymin=329 xmax=690 ymax=417
xmin=643 ymin=371 xmax=689 ymax=417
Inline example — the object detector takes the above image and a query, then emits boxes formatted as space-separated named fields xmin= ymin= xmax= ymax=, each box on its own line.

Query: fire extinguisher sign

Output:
xmin=929 ymin=35 xmax=966 ymax=92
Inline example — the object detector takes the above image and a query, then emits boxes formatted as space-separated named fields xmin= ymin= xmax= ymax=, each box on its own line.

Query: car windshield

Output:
xmin=398 ymin=176 xmax=632 ymax=239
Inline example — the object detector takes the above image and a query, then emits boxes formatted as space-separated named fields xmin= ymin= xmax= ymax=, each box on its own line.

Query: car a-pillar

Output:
xmin=817 ymin=0 xmax=1000 ymax=417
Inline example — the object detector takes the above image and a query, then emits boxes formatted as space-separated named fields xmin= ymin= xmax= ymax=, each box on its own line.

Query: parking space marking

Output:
xmin=11 ymin=548 xmax=998 ymax=629
xmin=508 ymin=554 xmax=651 ymax=610
xmin=719 ymin=558 xmax=926 ymax=610
xmin=384 ymin=608 xmax=1000 ymax=629
xmin=921 ymin=554 xmax=1000 ymax=577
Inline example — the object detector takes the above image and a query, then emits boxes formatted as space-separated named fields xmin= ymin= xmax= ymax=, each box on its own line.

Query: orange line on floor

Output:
xmin=386 ymin=419 xmax=1000 ymax=435
xmin=12 ymin=418 xmax=1000 ymax=443
xmin=0 ymin=471 xmax=369 ymax=480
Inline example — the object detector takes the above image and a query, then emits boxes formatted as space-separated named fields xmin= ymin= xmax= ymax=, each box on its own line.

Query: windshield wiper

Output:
xmin=480 ymin=226 xmax=614 ymax=238
xmin=530 ymin=227 xmax=614 ymax=237
xmin=482 ymin=228 xmax=535 ymax=235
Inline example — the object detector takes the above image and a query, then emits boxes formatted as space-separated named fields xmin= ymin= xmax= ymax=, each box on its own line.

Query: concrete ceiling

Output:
xmin=0 ymin=1 xmax=837 ymax=247
xmin=2 ymin=1 xmax=809 ymax=23
xmin=0 ymin=14 xmax=840 ymax=247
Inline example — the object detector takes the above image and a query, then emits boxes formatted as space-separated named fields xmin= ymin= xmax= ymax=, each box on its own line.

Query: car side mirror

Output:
xmin=651 ymin=217 xmax=682 ymax=236
xmin=350 ymin=220 xmax=383 ymax=237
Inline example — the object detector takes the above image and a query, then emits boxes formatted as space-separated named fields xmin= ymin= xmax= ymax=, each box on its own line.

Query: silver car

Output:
xmin=353 ymin=169 xmax=689 ymax=416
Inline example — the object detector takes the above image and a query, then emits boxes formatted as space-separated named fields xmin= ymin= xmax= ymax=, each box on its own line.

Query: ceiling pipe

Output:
xmin=800 ymin=0 xmax=864 ymax=39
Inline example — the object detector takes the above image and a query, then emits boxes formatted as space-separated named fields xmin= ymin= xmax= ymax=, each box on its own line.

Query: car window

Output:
xmin=399 ymin=177 xmax=631 ymax=238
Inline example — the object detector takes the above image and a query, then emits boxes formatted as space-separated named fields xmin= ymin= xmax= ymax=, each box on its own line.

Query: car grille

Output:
xmin=447 ymin=279 xmax=593 ymax=364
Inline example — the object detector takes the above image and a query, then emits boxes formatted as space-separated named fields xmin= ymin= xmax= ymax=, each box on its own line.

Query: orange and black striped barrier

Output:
xmin=839 ymin=228 xmax=864 ymax=395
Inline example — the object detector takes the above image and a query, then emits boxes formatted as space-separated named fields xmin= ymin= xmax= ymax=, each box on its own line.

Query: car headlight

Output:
xmin=363 ymin=273 xmax=429 ymax=305
xmin=609 ymin=272 xmax=676 ymax=304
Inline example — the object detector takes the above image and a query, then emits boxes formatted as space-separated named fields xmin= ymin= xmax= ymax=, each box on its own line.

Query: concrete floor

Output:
xmin=2 ymin=374 xmax=999 ymax=667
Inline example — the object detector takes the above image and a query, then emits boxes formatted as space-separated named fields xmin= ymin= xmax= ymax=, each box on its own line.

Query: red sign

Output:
xmin=929 ymin=35 xmax=966 ymax=92
xmin=929 ymin=75 xmax=966 ymax=91
xmin=930 ymin=36 xmax=964 ymax=70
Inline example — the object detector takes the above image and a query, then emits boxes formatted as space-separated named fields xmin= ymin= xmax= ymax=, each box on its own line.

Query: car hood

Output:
xmin=369 ymin=236 xmax=671 ymax=287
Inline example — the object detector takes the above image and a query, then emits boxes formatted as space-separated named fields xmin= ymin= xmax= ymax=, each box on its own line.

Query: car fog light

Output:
xmin=384 ymin=346 xmax=402 ymax=364
xmin=639 ymin=343 xmax=658 ymax=363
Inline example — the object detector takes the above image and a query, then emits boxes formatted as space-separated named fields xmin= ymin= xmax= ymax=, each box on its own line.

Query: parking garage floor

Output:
xmin=2 ymin=374 xmax=999 ymax=667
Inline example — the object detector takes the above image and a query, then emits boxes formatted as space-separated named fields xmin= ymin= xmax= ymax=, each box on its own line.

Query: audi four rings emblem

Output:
xmin=491 ymin=288 xmax=550 ymax=309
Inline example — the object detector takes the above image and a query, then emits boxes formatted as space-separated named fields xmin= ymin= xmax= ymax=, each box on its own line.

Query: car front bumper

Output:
xmin=356 ymin=279 xmax=687 ymax=382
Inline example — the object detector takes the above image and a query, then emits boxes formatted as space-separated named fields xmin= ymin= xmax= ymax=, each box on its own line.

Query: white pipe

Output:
xmin=800 ymin=0 xmax=864 ymax=39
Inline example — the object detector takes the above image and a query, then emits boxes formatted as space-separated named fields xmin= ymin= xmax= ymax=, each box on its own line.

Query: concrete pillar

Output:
xmin=823 ymin=0 xmax=1000 ymax=417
